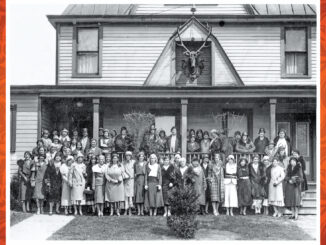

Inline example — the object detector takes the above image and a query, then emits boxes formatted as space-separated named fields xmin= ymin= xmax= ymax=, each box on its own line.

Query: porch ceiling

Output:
xmin=11 ymin=85 xmax=316 ymax=99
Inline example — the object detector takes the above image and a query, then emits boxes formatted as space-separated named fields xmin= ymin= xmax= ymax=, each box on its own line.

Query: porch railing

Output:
xmin=117 ymin=152 xmax=265 ymax=163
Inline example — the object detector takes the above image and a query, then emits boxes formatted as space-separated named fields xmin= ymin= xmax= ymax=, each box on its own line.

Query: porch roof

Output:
xmin=10 ymin=85 xmax=316 ymax=99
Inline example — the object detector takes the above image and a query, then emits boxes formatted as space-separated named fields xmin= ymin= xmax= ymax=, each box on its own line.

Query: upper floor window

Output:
xmin=282 ymin=27 xmax=311 ymax=78
xmin=73 ymin=26 xmax=102 ymax=77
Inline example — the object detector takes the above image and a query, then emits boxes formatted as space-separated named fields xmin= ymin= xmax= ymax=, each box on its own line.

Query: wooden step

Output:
xmin=302 ymin=198 xmax=316 ymax=207
xmin=307 ymin=182 xmax=316 ymax=190
xmin=304 ymin=190 xmax=316 ymax=199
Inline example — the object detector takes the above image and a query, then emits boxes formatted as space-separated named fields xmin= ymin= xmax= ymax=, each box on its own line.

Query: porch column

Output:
xmin=181 ymin=99 xmax=188 ymax=158
xmin=269 ymin=98 xmax=277 ymax=140
xmin=93 ymin=98 xmax=100 ymax=142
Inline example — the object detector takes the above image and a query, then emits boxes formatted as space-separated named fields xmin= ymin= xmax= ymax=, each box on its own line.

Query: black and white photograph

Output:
xmin=8 ymin=1 xmax=318 ymax=241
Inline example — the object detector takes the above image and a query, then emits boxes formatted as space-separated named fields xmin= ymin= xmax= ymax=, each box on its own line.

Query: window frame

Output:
xmin=281 ymin=25 xmax=311 ymax=79
xmin=10 ymin=104 xmax=17 ymax=153
xmin=72 ymin=24 xmax=103 ymax=78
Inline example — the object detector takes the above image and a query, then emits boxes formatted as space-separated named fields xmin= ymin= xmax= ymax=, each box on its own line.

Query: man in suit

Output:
xmin=166 ymin=126 xmax=181 ymax=153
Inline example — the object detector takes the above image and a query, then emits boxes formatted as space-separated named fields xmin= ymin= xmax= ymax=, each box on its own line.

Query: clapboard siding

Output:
xmin=10 ymin=94 xmax=39 ymax=177
xmin=58 ymin=24 xmax=316 ymax=86
xmin=134 ymin=4 xmax=248 ymax=15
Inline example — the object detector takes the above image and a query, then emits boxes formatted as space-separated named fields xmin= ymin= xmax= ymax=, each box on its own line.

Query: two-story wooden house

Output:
xmin=10 ymin=4 xmax=317 ymax=213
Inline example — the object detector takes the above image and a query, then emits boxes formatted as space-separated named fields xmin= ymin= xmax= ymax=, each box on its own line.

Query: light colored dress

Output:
xmin=69 ymin=162 xmax=86 ymax=203
xmin=92 ymin=164 xmax=107 ymax=204
xmin=60 ymin=163 xmax=71 ymax=206
xmin=32 ymin=160 xmax=47 ymax=199
xmin=105 ymin=164 xmax=125 ymax=202
xmin=223 ymin=162 xmax=238 ymax=208
xmin=268 ymin=165 xmax=285 ymax=207
xmin=123 ymin=160 xmax=135 ymax=209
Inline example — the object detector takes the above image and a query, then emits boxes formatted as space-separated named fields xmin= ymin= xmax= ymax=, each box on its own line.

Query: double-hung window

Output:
xmin=282 ymin=27 xmax=310 ymax=77
xmin=73 ymin=27 xmax=102 ymax=77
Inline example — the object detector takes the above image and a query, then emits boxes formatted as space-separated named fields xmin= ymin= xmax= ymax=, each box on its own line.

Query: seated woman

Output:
xmin=99 ymin=129 xmax=115 ymax=155
xmin=235 ymin=132 xmax=256 ymax=154
xmin=187 ymin=135 xmax=200 ymax=153
xmin=115 ymin=127 xmax=134 ymax=153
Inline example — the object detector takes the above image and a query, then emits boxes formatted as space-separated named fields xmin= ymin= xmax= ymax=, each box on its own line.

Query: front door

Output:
xmin=276 ymin=113 xmax=316 ymax=181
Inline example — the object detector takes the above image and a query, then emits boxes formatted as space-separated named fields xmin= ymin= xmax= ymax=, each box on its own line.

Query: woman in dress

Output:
xmin=144 ymin=154 xmax=164 ymax=216
xmin=237 ymin=157 xmax=252 ymax=216
xmin=72 ymin=141 xmax=84 ymax=158
xmin=156 ymin=130 xmax=167 ymax=153
xmin=105 ymin=152 xmax=125 ymax=216
xmin=32 ymin=139 xmax=45 ymax=157
xmin=123 ymin=151 xmax=135 ymax=216
xmin=269 ymin=157 xmax=285 ymax=218
xmin=210 ymin=129 xmax=222 ymax=155
xmin=284 ymin=157 xmax=303 ymax=220
xmin=223 ymin=155 xmax=238 ymax=216
xmin=85 ymin=154 xmax=96 ymax=214
xmin=292 ymin=149 xmax=309 ymax=197
xmin=201 ymin=154 xmax=210 ymax=214
xmin=191 ymin=157 xmax=207 ymax=214
xmin=87 ymin=139 xmax=102 ymax=157
xmin=52 ymin=136 xmax=62 ymax=153
xmin=274 ymin=129 xmax=292 ymax=156
xmin=69 ymin=155 xmax=86 ymax=215
xmin=249 ymin=154 xmax=266 ymax=214
xmin=200 ymin=131 xmax=211 ymax=154
xmin=99 ymin=129 xmax=115 ymax=155
xmin=44 ymin=153 xmax=62 ymax=215
xmin=31 ymin=154 xmax=47 ymax=214
xmin=195 ymin=129 xmax=204 ymax=144
xmin=92 ymin=155 xmax=106 ymax=217
xmin=236 ymin=132 xmax=256 ymax=153
xmin=274 ymin=146 xmax=290 ymax=170
xmin=60 ymin=156 xmax=73 ymax=215
xmin=187 ymin=135 xmax=200 ymax=153
xmin=18 ymin=151 xmax=33 ymax=212
xmin=41 ymin=129 xmax=53 ymax=152
xmin=265 ymin=142 xmax=277 ymax=161
xmin=161 ymin=156 xmax=177 ymax=217
xmin=208 ymin=153 xmax=225 ymax=216
xmin=134 ymin=151 xmax=146 ymax=215
xmin=262 ymin=156 xmax=272 ymax=215
xmin=70 ymin=138 xmax=78 ymax=153
xmin=254 ymin=128 xmax=270 ymax=154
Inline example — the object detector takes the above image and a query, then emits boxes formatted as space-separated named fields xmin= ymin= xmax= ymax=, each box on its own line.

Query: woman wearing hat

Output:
xmin=31 ymin=154 xmax=48 ymax=214
xmin=249 ymin=154 xmax=266 ymax=214
xmin=81 ymin=128 xmax=91 ymax=154
xmin=100 ymin=129 xmax=115 ymax=155
xmin=209 ymin=129 xmax=222 ymax=155
xmin=134 ymin=151 xmax=147 ymax=215
xmin=105 ymin=152 xmax=125 ymax=216
xmin=201 ymin=154 xmax=211 ymax=214
xmin=85 ymin=154 xmax=96 ymax=214
xmin=44 ymin=153 xmax=62 ymax=215
xmin=59 ymin=128 xmax=71 ymax=145
xmin=60 ymin=156 xmax=73 ymax=215
xmin=262 ymin=156 xmax=272 ymax=215
xmin=69 ymin=154 xmax=87 ymax=215
xmin=237 ymin=157 xmax=252 ymax=216
xmin=223 ymin=155 xmax=238 ymax=216
xmin=191 ymin=157 xmax=207 ymax=215
xmin=284 ymin=157 xmax=303 ymax=220
xmin=161 ymin=156 xmax=178 ymax=217
xmin=254 ymin=128 xmax=270 ymax=154
xmin=207 ymin=153 xmax=225 ymax=216
xmin=18 ymin=151 xmax=33 ymax=212
xmin=144 ymin=154 xmax=164 ymax=216
xmin=92 ymin=155 xmax=107 ymax=217
xmin=123 ymin=151 xmax=135 ymax=216
xmin=274 ymin=129 xmax=292 ymax=156
xmin=236 ymin=132 xmax=256 ymax=153
xmin=269 ymin=157 xmax=285 ymax=218
xmin=51 ymin=136 xmax=62 ymax=153
xmin=115 ymin=127 xmax=134 ymax=153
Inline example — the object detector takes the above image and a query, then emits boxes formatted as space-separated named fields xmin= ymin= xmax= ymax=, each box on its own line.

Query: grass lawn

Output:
xmin=10 ymin=211 xmax=33 ymax=226
xmin=49 ymin=214 xmax=313 ymax=240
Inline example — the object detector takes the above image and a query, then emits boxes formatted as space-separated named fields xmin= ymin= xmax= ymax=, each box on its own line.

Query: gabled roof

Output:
xmin=145 ymin=16 xmax=243 ymax=87
xmin=62 ymin=4 xmax=134 ymax=15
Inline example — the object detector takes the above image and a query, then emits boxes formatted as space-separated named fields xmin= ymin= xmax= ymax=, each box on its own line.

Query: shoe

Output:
xmin=230 ymin=213 xmax=234 ymax=216
xmin=168 ymin=211 xmax=171 ymax=216
xmin=273 ymin=212 xmax=277 ymax=217
xmin=243 ymin=212 xmax=246 ymax=216
xmin=49 ymin=212 xmax=53 ymax=216
xmin=163 ymin=213 xmax=167 ymax=217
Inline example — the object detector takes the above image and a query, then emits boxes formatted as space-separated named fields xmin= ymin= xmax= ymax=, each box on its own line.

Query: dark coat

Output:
xmin=249 ymin=162 xmax=266 ymax=199
xmin=254 ymin=137 xmax=270 ymax=154
xmin=43 ymin=162 xmax=62 ymax=202
xmin=297 ymin=156 xmax=308 ymax=191
xmin=284 ymin=163 xmax=303 ymax=207
xmin=114 ymin=134 xmax=134 ymax=152
xmin=165 ymin=134 xmax=181 ymax=153
xmin=210 ymin=137 xmax=222 ymax=155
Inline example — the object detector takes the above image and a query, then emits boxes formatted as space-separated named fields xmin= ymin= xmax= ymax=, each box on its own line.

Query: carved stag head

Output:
xmin=177 ymin=27 xmax=211 ymax=81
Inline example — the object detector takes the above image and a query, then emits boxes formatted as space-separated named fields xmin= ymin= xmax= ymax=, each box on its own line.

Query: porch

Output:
xmin=38 ymin=89 xmax=316 ymax=181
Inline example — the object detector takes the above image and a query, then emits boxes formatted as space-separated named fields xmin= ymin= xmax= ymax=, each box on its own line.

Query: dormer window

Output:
xmin=73 ymin=26 xmax=102 ymax=78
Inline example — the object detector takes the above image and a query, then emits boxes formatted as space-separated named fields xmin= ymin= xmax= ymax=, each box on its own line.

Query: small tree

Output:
xmin=167 ymin=167 xmax=199 ymax=239
xmin=123 ymin=112 xmax=155 ymax=153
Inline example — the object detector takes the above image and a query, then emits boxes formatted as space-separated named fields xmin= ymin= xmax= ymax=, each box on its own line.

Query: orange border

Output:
xmin=0 ymin=0 xmax=5 ymax=244
xmin=321 ymin=0 xmax=326 ymax=244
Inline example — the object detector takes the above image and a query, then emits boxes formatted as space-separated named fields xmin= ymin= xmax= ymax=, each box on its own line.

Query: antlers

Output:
xmin=176 ymin=26 xmax=212 ymax=56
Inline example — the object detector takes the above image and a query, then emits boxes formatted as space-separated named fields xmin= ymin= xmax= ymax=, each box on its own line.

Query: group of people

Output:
xmin=16 ymin=125 xmax=308 ymax=220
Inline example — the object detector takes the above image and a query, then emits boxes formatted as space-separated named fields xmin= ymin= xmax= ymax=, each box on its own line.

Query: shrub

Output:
xmin=167 ymin=170 xmax=199 ymax=239
xmin=10 ymin=175 xmax=22 ymax=211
